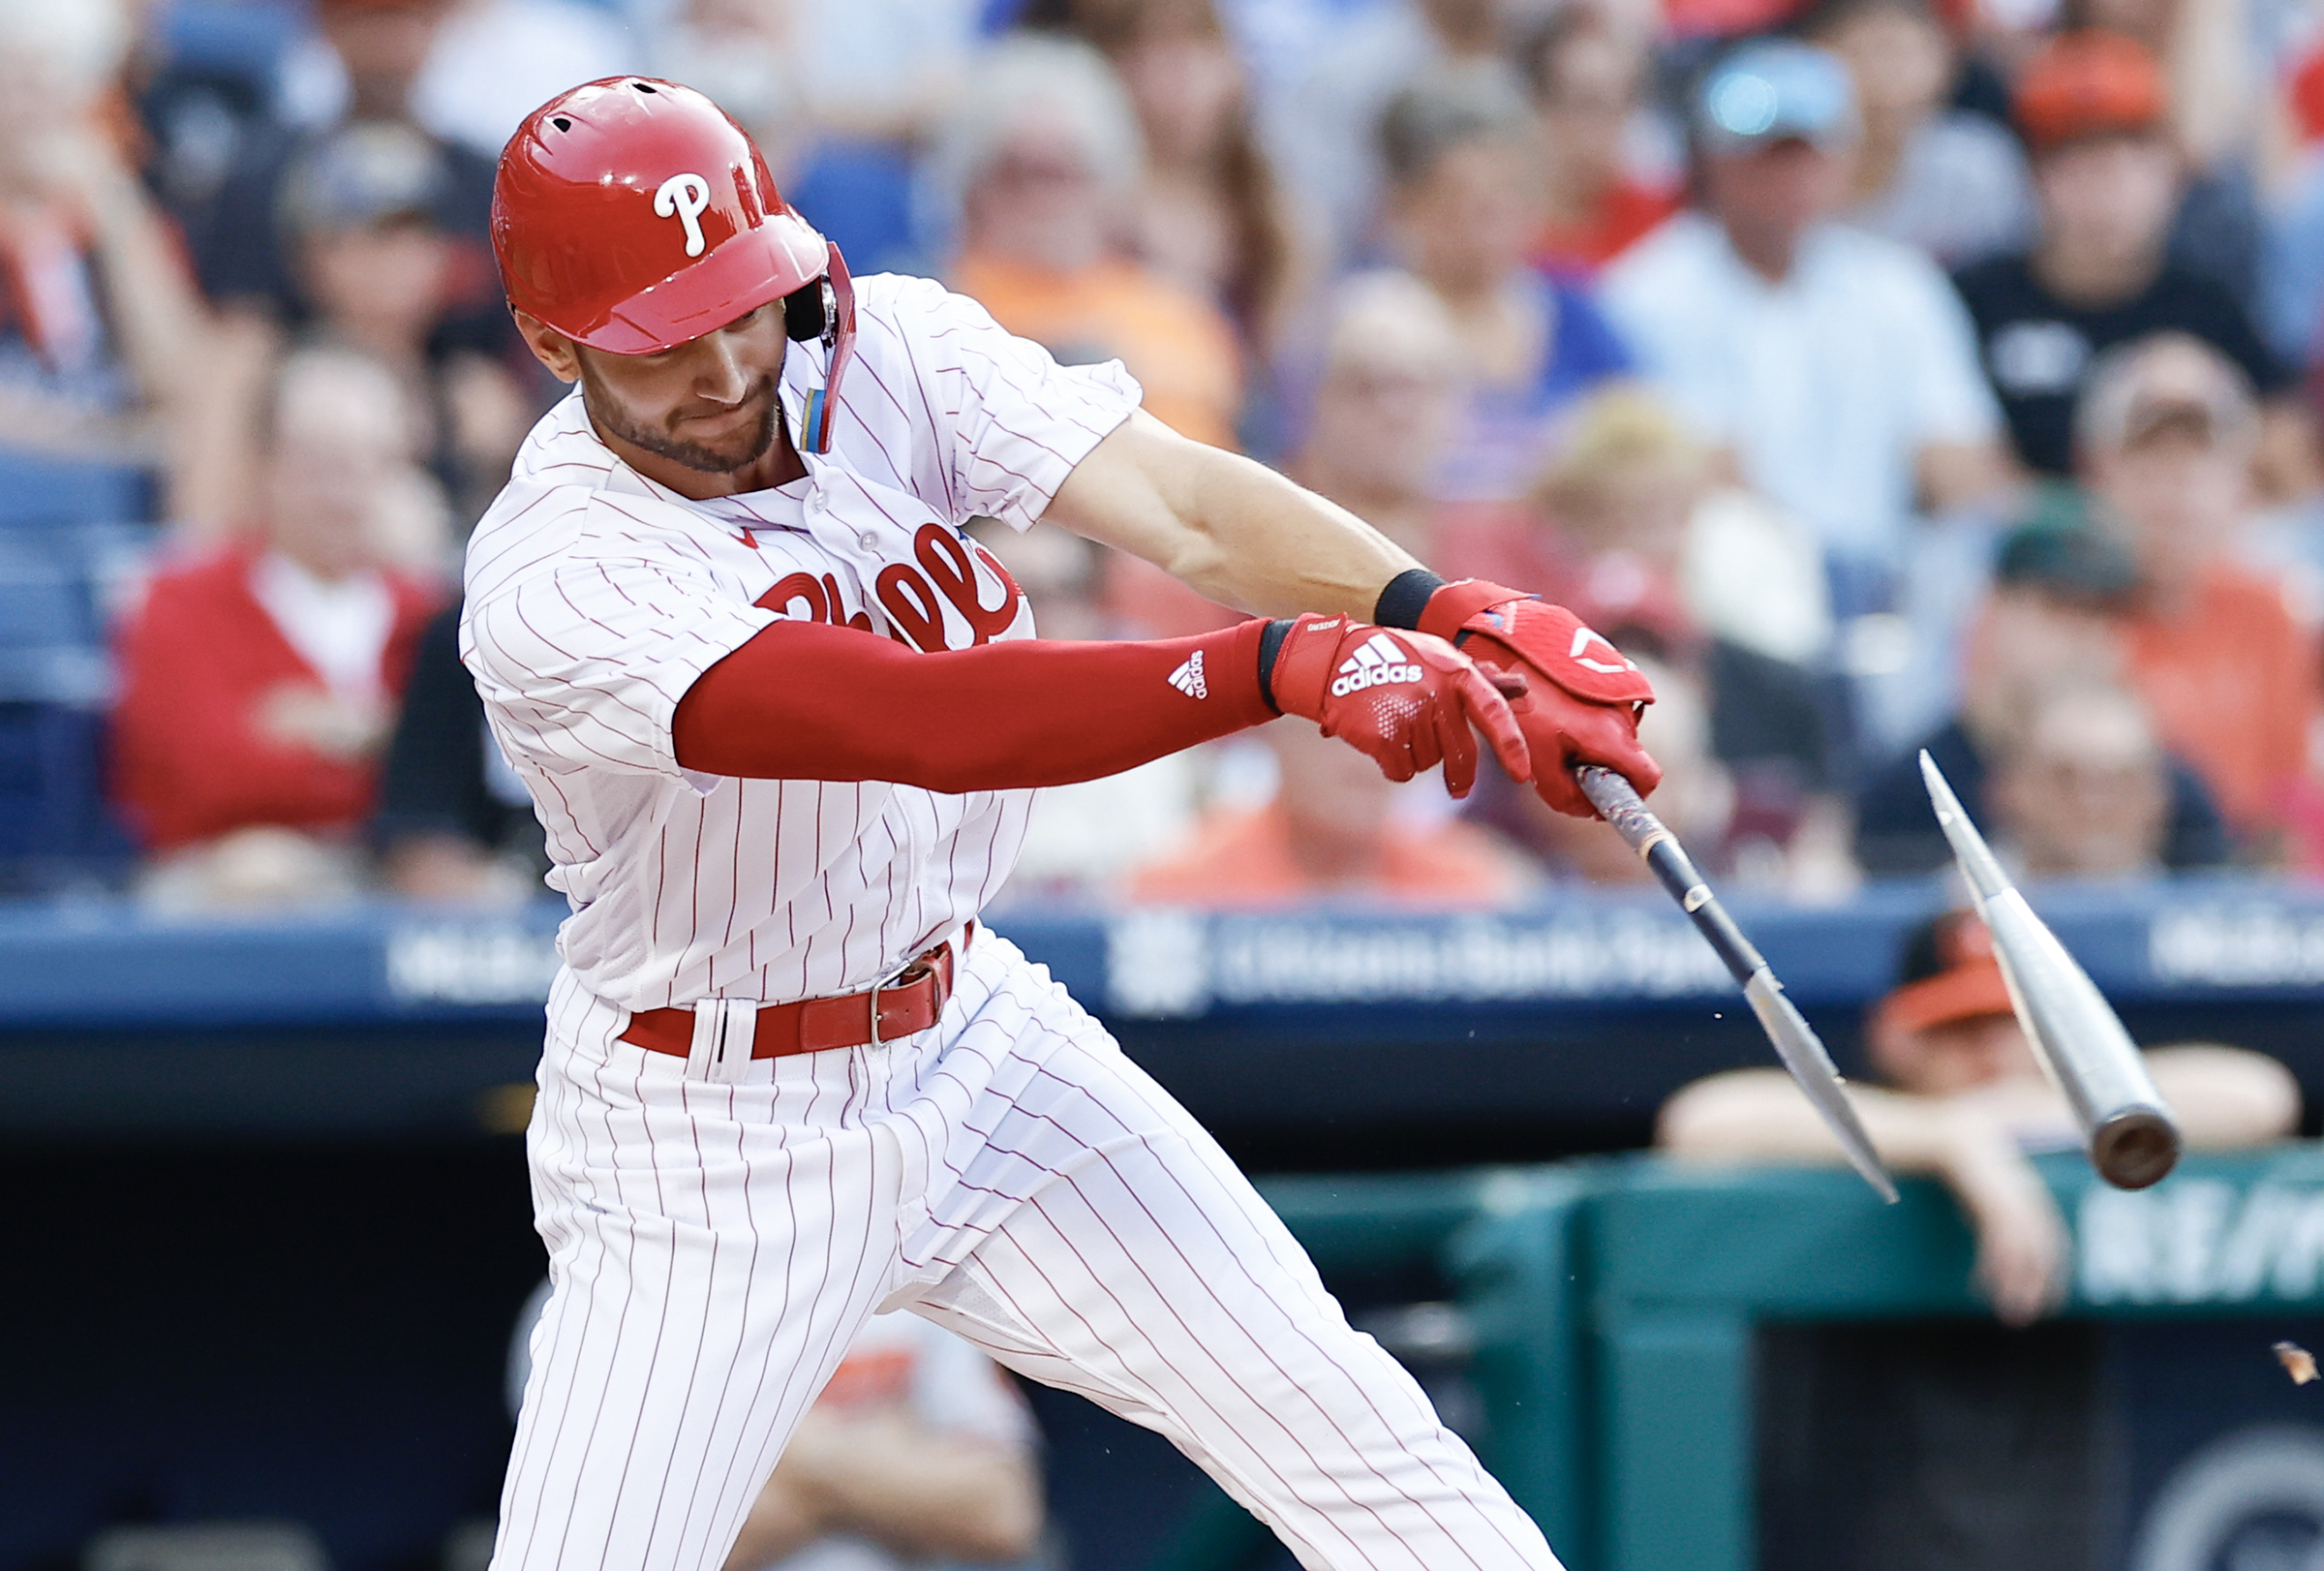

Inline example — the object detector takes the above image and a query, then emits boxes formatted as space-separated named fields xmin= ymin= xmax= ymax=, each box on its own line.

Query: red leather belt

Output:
xmin=619 ymin=931 xmax=963 ymax=1061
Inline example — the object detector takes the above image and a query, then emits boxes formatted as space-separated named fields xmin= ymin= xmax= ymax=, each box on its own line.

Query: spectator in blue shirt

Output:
xmin=1599 ymin=40 xmax=2010 ymax=618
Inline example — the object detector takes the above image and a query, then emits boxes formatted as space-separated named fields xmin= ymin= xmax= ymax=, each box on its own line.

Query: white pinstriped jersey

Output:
xmin=460 ymin=273 xmax=1141 ymax=1010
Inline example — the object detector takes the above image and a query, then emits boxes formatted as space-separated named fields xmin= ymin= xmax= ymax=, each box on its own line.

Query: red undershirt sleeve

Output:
xmin=671 ymin=617 xmax=1276 ymax=791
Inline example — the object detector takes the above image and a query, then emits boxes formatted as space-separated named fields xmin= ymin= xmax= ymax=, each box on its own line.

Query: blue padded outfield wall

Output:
xmin=4 ymin=878 xmax=2323 ymax=1150
xmin=10 ymin=878 xmax=2324 ymax=1569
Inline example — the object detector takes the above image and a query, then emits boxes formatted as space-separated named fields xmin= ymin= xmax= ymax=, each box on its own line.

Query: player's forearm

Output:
xmin=1161 ymin=448 xmax=1422 ymax=618
xmin=1045 ymin=411 xmax=1420 ymax=620
xmin=672 ymin=617 xmax=1274 ymax=789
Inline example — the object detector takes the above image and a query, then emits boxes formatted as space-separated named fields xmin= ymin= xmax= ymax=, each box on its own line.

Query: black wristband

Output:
xmin=1256 ymin=618 xmax=1293 ymax=712
xmin=1373 ymin=568 xmax=1448 ymax=631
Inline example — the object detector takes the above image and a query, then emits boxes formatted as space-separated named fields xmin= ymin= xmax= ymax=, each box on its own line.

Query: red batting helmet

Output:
xmin=492 ymin=77 xmax=855 ymax=451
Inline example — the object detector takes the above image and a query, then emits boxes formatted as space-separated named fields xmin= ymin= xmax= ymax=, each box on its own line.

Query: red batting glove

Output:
xmin=1267 ymin=615 xmax=1530 ymax=797
xmin=1417 ymin=579 xmax=1661 ymax=817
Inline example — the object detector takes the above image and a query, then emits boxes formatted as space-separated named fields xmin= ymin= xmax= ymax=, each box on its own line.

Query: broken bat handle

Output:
xmin=1575 ymin=765 xmax=1761 ymax=990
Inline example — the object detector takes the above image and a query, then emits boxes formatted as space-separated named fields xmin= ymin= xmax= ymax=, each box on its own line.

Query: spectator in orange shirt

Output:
xmin=1131 ymin=719 xmax=1530 ymax=908
xmin=2079 ymin=331 xmax=2321 ymax=852
xmin=1517 ymin=12 xmax=1679 ymax=278
xmin=933 ymin=35 xmax=1242 ymax=450
xmin=111 ymin=346 xmax=442 ymax=909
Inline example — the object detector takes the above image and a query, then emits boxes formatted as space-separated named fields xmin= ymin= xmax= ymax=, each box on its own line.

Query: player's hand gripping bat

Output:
xmin=1578 ymin=766 xmax=1898 ymax=1203
xmin=1919 ymin=752 xmax=2181 ymax=1189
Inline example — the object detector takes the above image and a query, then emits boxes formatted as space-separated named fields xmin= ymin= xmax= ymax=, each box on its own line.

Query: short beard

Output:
xmin=581 ymin=368 xmax=781 ymax=476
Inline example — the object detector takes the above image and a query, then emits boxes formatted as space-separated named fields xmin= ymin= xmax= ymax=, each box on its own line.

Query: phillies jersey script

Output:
xmin=462 ymin=274 xmax=1136 ymax=1010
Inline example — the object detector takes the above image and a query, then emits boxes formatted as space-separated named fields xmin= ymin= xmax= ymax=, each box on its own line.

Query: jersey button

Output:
xmin=857 ymin=531 xmax=879 ymax=551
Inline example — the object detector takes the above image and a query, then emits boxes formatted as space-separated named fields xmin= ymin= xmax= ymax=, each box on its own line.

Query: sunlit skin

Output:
xmin=518 ymin=294 xmax=1433 ymax=624
xmin=512 ymin=300 xmax=807 ymax=499
xmin=1875 ymin=1011 xmax=2045 ymax=1098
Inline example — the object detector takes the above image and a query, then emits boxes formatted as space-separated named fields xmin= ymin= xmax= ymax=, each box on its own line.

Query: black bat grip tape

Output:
xmin=1641 ymin=839 xmax=1763 ymax=987
xmin=1578 ymin=766 xmax=1764 ymax=988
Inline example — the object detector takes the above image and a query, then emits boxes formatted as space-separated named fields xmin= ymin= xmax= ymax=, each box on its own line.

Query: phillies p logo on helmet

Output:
xmin=654 ymin=172 xmax=712 ymax=258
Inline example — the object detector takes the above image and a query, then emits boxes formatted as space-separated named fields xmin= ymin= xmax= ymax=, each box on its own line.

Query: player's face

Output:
xmin=515 ymin=299 xmax=792 ymax=483
xmin=575 ymin=301 xmax=790 ymax=475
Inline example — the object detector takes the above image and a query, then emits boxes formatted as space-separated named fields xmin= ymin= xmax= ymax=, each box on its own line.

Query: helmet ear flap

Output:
xmin=783 ymin=279 xmax=828 ymax=343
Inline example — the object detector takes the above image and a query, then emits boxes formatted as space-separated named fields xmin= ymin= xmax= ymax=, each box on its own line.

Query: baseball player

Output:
xmin=466 ymin=78 xmax=1661 ymax=1571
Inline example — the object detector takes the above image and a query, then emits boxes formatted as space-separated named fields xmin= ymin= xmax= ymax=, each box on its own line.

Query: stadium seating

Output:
xmin=0 ymin=515 xmax=150 ymax=890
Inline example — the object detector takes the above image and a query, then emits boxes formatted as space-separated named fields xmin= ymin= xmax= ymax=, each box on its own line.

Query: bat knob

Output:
xmin=2093 ymin=1107 xmax=2182 ymax=1191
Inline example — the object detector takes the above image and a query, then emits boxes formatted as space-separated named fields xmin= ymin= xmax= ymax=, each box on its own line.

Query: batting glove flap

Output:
xmin=1264 ymin=615 xmax=1530 ymax=798
xmin=1416 ymin=578 xmax=1662 ymax=817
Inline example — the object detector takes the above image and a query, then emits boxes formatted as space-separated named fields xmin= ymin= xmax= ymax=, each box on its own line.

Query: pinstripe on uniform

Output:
xmin=469 ymin=275 xmax=1563 ymax=1571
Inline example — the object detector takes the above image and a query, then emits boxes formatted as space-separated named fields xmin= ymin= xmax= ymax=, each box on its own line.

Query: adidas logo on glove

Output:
xmin=1330 ymin=633 xmax=1422 ymax=696
xmin=1167 ymin=651 xmax=1208 ymax=698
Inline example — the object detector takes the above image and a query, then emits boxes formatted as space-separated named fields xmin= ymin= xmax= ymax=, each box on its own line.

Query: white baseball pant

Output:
xmin=492 ymin=930 xmax=1562 ymax=1571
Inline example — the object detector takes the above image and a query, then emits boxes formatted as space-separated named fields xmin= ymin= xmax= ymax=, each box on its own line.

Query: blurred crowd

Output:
xmin=14 ymin=0 xmax=2324 ymax=909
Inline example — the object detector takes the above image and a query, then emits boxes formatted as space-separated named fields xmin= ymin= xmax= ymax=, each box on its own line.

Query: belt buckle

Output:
xmin=868 ymin=943 xmax=945 ymax=1050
